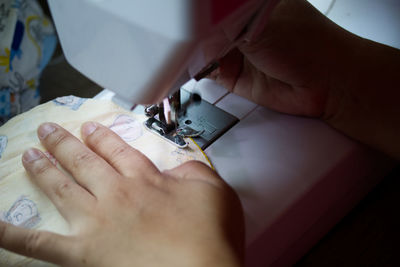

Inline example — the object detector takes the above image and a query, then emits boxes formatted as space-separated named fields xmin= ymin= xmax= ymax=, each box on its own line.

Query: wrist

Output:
xmin=323 ymin=33 xmax=400 ymax=158
xmin=322 ymin=28 xmax=365 ymax=124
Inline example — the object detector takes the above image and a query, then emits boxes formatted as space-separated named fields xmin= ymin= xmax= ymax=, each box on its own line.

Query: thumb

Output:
xmin=208 ymin=48 xmax=244 ymax=92
xmin=0 ymin=221 xmax=73 ymax=265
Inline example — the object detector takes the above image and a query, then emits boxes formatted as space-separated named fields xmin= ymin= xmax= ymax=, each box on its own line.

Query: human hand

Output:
xmin=213 ymin=0 xmax=361 ymax=118
xmin=0 ymin=122 xmax=244 ymax=267
xmin=214 ymin=0 xmax=400 ymax=159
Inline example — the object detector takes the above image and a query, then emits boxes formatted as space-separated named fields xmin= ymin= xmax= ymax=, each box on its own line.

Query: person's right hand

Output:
xmin=212 ymin=0 xmax=400 ymax=159
xmin=213 ymin=0 xmax=361 ymax=119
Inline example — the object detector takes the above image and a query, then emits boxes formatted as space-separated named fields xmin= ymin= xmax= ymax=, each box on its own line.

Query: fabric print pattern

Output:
xmin=109 ymin=114 xmax=143 ymax=142
xmin=0 ymin=0 xmax=57 ymax=125
xmin=170 ymin=148 xmax=195 ymax=164
xmin=8 ymin=20 xmax=24 ymax=72
xmin=0 ymin=47 xmax=11 ymax=72
xmin=53 ymin=95 xmax=86 ymax=111
xmin=0 ymin=196 xmax=41 ymax=228
xmin=26 ymin=14 xmax=57 ymax=71
xmin=0 ymin=0 xmax=12 ymax=32
xmin=0 ymin=134 xmax=6 ymax=159
xmin=0 ymin=87 xmax=11 ymax=123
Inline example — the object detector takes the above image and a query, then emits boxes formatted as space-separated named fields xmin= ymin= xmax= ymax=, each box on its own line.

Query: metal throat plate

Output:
xmin=179 ymin=89 xmax=238 ymax=150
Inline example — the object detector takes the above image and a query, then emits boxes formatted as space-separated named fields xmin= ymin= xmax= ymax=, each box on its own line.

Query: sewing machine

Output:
xmin=47 ymin=0 xmax=397 ymax=265
xmin=47 ymin=0 xmax=279 ymax=149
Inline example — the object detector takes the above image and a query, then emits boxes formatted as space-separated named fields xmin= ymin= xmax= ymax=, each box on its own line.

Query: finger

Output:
xmin=37 ymin=123 xmax=119 ymax=195
xmin=81 ymin=122 xmax=159 ymax=178
xmin=22 ymin=148 xmax=95 ymax=222
xmin=0 ymin=221 xmax=73 ymax=265
xmin=215 ymin=48 xmax=244 ymax=91
xmin=242 ymin=63 xmax=322 ymax=116
xmin=164 ymin=161 xmax=225 ymax=187
xmin=225 ymin=56 xmax=315 ymax=116
xmin=215 ymin=47 xmax=297 ymax=108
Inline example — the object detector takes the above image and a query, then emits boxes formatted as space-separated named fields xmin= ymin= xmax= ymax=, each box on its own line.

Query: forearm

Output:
xmin=259 ymin=0 xmax=400 ymax=159
xmin=324 ymin=35 xmax=400 ymax=159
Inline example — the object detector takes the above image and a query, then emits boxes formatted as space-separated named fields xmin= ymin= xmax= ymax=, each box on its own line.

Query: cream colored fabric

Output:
xmin=0 ymin=96 xmax=211 ymax=266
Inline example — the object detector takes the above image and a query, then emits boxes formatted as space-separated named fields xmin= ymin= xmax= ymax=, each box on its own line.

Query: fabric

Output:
xmin=0 ymin=0 xmax=57 ymax=125
xmin=0 ymin=96 xmax=212 ymax=266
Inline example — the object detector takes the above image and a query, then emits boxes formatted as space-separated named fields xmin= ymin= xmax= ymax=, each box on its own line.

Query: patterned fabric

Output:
xmin=0 ymin=135 xmax=6 ymax=159
xmin=0 ymin=0 xmax=57 ymax=125
xmin=0 ymin=97 xmax=212 ymax=266
xmin=0 ymin=195 xmax=41 ymax=228
xmin=53 ymin=95 xmax=87 ymax=111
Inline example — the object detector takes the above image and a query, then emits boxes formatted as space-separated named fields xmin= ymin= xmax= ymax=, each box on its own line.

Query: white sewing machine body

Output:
xmin=47 ymin=0 xmax=276 ymax=105
xmin=48 ymin=0 xmax=399 ymax=266
xmin=48 ymin=0 xmax=281 ymax=149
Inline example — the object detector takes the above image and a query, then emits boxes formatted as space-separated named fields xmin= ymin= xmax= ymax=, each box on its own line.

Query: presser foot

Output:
xmin=176 ymin=125 xmax=204 ymax=137
xmin=144 ymin=117 xmax=188 ymax=148
xmin=143 ymin=89 xmax=239 ymax=150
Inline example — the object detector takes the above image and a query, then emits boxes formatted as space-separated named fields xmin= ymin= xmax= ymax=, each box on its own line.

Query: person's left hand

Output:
xmin=0 ymin=122 xmax=244 ymax=267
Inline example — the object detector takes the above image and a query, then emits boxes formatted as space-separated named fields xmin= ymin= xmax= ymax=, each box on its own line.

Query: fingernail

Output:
xmin=38 ymin=123 xmax=56 ymax=140
xmin=82 ymin=122 xmax=98 ymax=137
xmin=23 ymin=148 xmax=43 ymax=163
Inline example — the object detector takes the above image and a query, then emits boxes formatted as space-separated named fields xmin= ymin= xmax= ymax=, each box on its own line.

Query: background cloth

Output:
xmin=0 ymin=0 xmax=57 ymax=125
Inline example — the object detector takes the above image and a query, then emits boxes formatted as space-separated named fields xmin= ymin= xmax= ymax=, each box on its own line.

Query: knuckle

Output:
xmin=109 ymin=145 xmax=131 ymax=164
xmin=72 ymin=151 xmax=98 ymax=169
xmin=175 ymin=160 xmax=221 ymax=182
xmin=87 ymin=128 xmax=108 ymax=147
xmin=48 ymin=130 xmax=69 ymax=148
xmin=112 ymin=181 xmax=143 ymax=208
xmin=113 ymin=184 xmax=130 ymax=202
xmin=32 ymin=160 xmax=53 ymax=176
xmin=24 ymin=230 xmax=44 ymax=255
xmin=182 ymin=160 xmax=207 ymax=170
xmin=54 ymin=181 xmax=73 ymax=199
